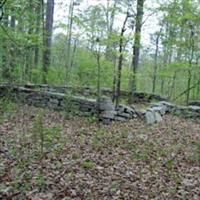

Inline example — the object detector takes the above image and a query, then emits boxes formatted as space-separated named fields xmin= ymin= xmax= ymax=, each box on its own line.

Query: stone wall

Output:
xmin=143 ymin=101 xmax=200 ymax=124
xmin=22 ymin=84 xmax=167 ymax=103
xmin=0 ymin=85 xmax=199 ymax=124
xmin=0 ymin=85 xmax=137 ymax=123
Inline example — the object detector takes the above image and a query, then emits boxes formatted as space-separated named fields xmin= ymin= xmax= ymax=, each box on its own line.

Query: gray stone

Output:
xmin=100 ymin=111 xmax=116 ymax=119
xmin=151 ymin=106 xmax=166 ymax=115
xmin=145 ymin=111 xmax=156 ymax=124
xmin=116 ymin=112 xmax=132 ymax=119
xmin=159 ymin=101 xmax=175 ymax=112
xmin=189 ymin=101 xmax=200 ymax=107
xmin=114 ymin=116 xmax=127 ymax=122
xmin=118 ymin=104 xmax=136 ymax=115
xmin=173 ymin=105 xmax=200 ymax=118
xmin=155 ymin=112 xmax=162 ymax=122
xmin=101 ymin=118 xmax=112 ymax=125
xmin=188 ymin=106 xmax=200 ymax=113
xmin=99 ymin=97 xmax=114 ymax=111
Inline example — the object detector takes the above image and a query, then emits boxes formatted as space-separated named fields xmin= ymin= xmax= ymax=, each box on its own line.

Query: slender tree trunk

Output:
xmin=114 ymin=12 xmax=129 ymax=108
xmin=66 ymin=0 xmax=74 ymax=72
xmin=34 ymin=0 xmax=42 ymax=67
xmin=42 ymin=0 xmax=54 ymax=83
xmin=112 ymin=55 xmax=117 ymax=102
xmin=95 ymin=44 xmax=101 ymax=124
xmin=152 ymin=29 xmax=161 ymax=93
xmin=9 ymin=14 xmax=16 ymax=81
xmin=129 ymin=0 xmax=145 ymax=103
xmin=2 ymin=15 xmax=9 ymax=80
xmin=186 ymin=29 xmax=195 ymax=105
xmin=70 ymin=39 xmax=77 ymax=68
xmin=25 ymin=0 xmax=34 ymax=81
xmin=169 ymin=70 xmax=177 ymax=99
xmin=105 ymin=0 xmax=117 ymax=60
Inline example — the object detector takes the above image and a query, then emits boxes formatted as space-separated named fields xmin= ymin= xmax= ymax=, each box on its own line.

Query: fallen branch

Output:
xmin=173 ymin=80 xmax=200 ymax=101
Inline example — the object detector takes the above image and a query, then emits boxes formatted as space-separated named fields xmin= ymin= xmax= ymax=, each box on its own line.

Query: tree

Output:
xmin=114 ymin=10 xmax=130 ymax=108
xmin=34 ymin=0 xmax=42 ymax=67
xmin=42 ymin=0 xmax=54 ymax=83
xmin=152 ymin=28 xmax=162 ymax=93
xmin=158 ymin=0 xmax=200 ymax=103
xmin=129 ymin=0 xmax=145 ymax=102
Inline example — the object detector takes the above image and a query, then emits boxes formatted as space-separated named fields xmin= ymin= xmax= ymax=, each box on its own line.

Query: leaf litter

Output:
xmin=0 ymin=106 xmax=199 ymax=199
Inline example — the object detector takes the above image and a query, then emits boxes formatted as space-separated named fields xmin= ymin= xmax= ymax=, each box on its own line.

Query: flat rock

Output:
xmin=188 ymin=106 xmax=200 ymax=113
xmin=114 ymin=116 xmax=127 ymax=122
xmin=116 ymin=112 xmax=132 ymax=119
xmin=189 ymin=101 xmax=200 ymax=107
xmin=100 ymin=111 xmax=116 ymax=119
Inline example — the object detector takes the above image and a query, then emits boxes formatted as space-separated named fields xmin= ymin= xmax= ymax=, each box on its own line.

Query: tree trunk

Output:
xmin=129 ymin=0 xmax=145 ymax=103
xmin=186 ymin=29 xmax=195 ymax=105
xmin=2 ymin=15 xmax=9 ymax=80
xmin=34 ymin=0 xmax=42 ymax=67
xmin=114 ymin=12 xmax=129 ymax=108
xmin=42 ymin=0 xmax=54 ymax=83
xmin=66 ymin=0 xmax=74 ymax=72
xmin=9 ymin=14 xmax=16 ymax=81
xmin=105 ymin=0 xmax=117 ymax=60
xmin=112 ymin=55 xmax=117 ymax=102
xmin=25 ymin=0 xmax=34 ymax=81
xmin=152 ymin=29 xmax=161 ymax=93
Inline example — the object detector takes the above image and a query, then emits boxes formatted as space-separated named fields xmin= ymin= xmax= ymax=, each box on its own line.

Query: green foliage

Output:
xmin=35 ymin=172 xmax=46 ymax=189
xmin=0 ymin=0 xmax=200 ymax=105
xmin=0 ymin=98 xmax=16 ymax=114
xmin=0 ymin=98 xmax=16 ymax=123
xmin=82 ymin=159 xmax=95 ymax=169
xmin=32 ymin=112 xmax=62 ymax=155
xmin=191 ymin=140 xmax=200 ymax=163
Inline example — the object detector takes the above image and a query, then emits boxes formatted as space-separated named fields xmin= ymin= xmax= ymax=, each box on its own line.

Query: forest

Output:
xmin=0 ymin=0 xmax=200 ymax=199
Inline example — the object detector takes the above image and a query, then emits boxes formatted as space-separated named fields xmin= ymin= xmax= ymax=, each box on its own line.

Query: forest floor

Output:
xmin=0 ymin=105 xmax=200 ymax=200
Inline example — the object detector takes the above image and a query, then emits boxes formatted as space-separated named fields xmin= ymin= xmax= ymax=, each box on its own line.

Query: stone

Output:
xmin=188 ymin=106 xmax=200 ymax=113
xmin=101 ymin=118 xmax=112 ymax=125
xmin=117 ymin=104 xmax=136 ymax=114
xmin=151 ymin=106 xmax=166 ymax=115
xmin=114 ymin=116 xmax=127 ymax=122
xmin=189 ymin=101 xmax=200 ymax=107
xmin=173 ymin=105 xmax=200 ymax=118
xmin=99 ymin=97 xmax=115 ymax=111
xmin=116 ymin=112 xmax=132 ymax=119
xmin=145 ymin=111 xmax=155 ymax=124
xmin=100 ymin=111 xmax=117 ymax=119
xmin=155 ymin=112 xmax=162 ymax=122
xmin=159 ymin=101 xmax=175 ymax=112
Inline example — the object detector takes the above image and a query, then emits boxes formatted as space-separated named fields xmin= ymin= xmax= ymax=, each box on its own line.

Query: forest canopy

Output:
xmin=0 ymin=0 xmax=200 ymax=104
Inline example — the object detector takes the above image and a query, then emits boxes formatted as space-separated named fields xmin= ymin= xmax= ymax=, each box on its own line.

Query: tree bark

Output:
xmin=42 ymin=0 xmax=54 ymax=83
xmin=66 ymin=0 xmax=74 ymax=72
xmin=34 ymin=0 xmax=42 ymax=67
xmin=9 ymin=14 xmax=16 ymax=80
xmin=2 ymin=14 xmax=9 ymax=80
xmin=105 ymin=0 xmax=117 ymax=60
xmin=152 ymin=29 xmax=162 ymax=93
xmin=129 ymin=0 xmax=145 ymax=103
xmin=114 ymin=11 xmax=129 ymax=108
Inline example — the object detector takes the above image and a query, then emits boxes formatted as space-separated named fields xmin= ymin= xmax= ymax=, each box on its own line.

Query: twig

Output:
xmin=173 ymin=80 xmax=200 ymax=101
